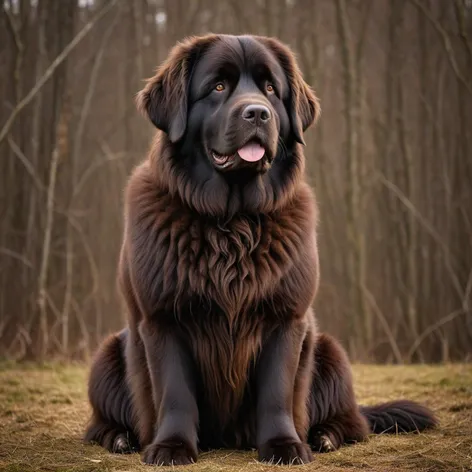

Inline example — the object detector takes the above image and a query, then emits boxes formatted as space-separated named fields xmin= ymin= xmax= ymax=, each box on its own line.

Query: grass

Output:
xmin=0 ymin=362 xmax=471 ymax=472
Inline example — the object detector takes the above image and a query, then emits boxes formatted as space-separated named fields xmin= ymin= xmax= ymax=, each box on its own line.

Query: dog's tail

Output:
xmin=360 ymin=400 xmax=438 ymax=434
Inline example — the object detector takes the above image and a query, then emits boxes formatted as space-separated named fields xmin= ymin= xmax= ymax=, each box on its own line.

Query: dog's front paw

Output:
xmin=311 ymin=429 xmax=339 ymax=453
xmin=312 ymin=433 xmax=336 ymax=453
xmin=142 ymin=439 xmax=197 ymax=466
xmin=258 ymin=437 xmax=313 ymax=465
xmin=112 ymin=433 xmax=139 ymax=454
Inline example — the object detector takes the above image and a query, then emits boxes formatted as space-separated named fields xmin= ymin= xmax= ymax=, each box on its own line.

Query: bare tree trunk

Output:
xmin=397 ymin=75 xmax=422 ymax=360
xmin=37 ymin=146 xmax=60 ymax=359
xmin=335 ymin=0 xmax=369 ymax=358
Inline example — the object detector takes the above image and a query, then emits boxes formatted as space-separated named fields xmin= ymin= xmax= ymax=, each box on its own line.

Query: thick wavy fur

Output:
xmin=84 ymin=34 xmax=437 ymax=466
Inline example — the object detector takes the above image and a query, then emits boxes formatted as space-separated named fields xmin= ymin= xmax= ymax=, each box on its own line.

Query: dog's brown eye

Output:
xmin=267 ymin=83 xmax=274 ymax=93
xmin=215 ymin=83 xmax=225 ymax=92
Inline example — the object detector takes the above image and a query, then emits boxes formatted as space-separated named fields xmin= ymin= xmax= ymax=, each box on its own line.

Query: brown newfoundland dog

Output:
xmin=84 ymin=34 xmax=437 ymax=466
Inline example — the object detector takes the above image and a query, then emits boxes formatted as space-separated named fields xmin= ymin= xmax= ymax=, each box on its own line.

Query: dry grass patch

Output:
xmin=0 ymin=362 xmax=470 ymax=472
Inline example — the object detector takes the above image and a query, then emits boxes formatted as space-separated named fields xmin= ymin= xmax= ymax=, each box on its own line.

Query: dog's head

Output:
xmin=137 ymin=34 xmax=320 ymax=214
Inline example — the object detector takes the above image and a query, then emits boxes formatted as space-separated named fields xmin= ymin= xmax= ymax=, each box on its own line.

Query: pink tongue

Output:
xmin=237 ymin=143 xmax=265 ymax=162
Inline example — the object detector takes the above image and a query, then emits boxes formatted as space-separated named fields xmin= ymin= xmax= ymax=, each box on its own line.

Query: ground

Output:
xmin=0 ymin=362 xmax=470 ymax=472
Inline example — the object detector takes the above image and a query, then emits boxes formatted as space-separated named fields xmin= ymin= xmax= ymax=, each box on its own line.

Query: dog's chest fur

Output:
xmin=185 ymin=213 xmax=298 ymax=315
xmin=127 ymin=168 xmax=313 ymax=316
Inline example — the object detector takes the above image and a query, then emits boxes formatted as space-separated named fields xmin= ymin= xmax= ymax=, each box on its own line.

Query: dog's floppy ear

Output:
xmin=136 ymin=35 xmax=217 ymax=143
xmin=260 ymin=37 xmax=320 ymax=145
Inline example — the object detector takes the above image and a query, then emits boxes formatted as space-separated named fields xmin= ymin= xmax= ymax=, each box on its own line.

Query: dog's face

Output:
xmin=185 ymin=36 xmax=292 ymax=174
xmin=137 ymin=34 xmax=320 ymax=214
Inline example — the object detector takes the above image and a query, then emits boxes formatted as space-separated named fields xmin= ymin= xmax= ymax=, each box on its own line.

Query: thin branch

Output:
xmin=4 ymin=4 xmax=23 ymax=53
xmin=71 ymin=296 xmax=91 ymax=360
xmin=0 ymin=319 xmax=6 ymax=342
xmin=0 ymin=0 xmax=119 ymax=145
xmin=4 ymin=1 xmax=24 ymax=103
xmin=71 ymin=8 xmax=121 ymax=177
xmin=407 ymin=309 xmax=471 ymax=361
xmin=72 ymin=150 xmax=129 ymax=199
xmin=7 ymin=136 xmax=45 ymax=192
xmin=61 ymin=212 xmax=101 ymax=322
xmin=454 ymin=0 xmax=472 ymax=65
xmin=378 ymin=173 xmax=465 ymax=300
xmin=361 ymin=283 xmax=403 ymax=364
xmin=410 ymin=0 xmax=472 ymax=95
xmin=37 ymin=145 xmax=60 ymax=359
xmin=0 ymin=247 xmax=33 ymax=269
xmin=356 ymin=0 xmax=374 ymax=65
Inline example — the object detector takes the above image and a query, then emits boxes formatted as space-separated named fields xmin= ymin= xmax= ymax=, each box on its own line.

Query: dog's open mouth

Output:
xmin=211 ymin=142 xmax=267 ymax=170
xmin=211 ymin=151 xmax=234 ymax=168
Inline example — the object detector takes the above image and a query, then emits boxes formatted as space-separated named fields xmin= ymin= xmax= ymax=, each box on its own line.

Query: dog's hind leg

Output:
xmin=308 ymin=333 xmax=369 ymax=452
xmin=84 ymin=329 xmax=139 ymax=453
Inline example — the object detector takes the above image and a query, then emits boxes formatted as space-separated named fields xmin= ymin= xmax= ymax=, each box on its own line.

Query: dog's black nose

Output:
xmin=242 ymin=104 xmax=271 ymax=125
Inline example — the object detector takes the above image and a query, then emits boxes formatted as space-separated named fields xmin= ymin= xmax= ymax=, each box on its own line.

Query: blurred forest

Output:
xmin=0 ymin=0 xmax=471 ymax=363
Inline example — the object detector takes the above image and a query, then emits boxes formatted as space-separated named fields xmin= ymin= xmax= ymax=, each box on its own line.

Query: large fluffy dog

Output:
xmin=84 ymin=34 xmax=437 ymax=466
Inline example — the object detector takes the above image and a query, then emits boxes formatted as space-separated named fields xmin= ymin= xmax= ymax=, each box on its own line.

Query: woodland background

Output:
xmin=0 ymin=0 xmax=471 ymax=363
